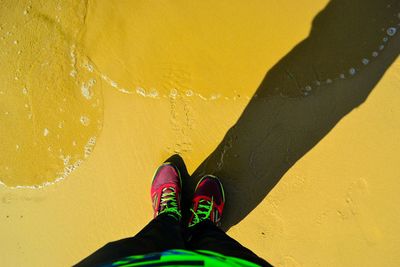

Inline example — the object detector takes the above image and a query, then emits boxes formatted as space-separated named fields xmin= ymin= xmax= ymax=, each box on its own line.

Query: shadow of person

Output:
xmin=183 ymin=0 xmax=400 ymax=231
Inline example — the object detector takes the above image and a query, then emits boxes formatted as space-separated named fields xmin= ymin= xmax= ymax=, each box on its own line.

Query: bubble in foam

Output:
xmin=362 ymin=58 xmax=369 ymax=65
xmin=136 ymin=87 xmax=146 ymax=96
xmin=383 ymin=36 xmax=389 ymax=42
xmin=110 ymin=81 xmax=118 ymax=88
xmin=118 ymin=88 xmax=131 ymax=94
xmin=387 ymin=27 xmax=397 ymax=36
xmin=149 ymin=89 xmax=158 ymax=97
xmin=379 ymin=45 xmax=385 ymax=51
xmin=81 ymin=79 xmax=95 ymax=100
xmin=349 ymin=68 xmax=356 ymax=75
xmin=211 ymin=94 xmax=221 ymax=100
xmin=60 ymin=155 xmax=71 ymax=166
xmin=305 ymin=85 xmax=312 ymax=92
xmin=372 ymin=51 xmax=379 ymax=57
xmin=84 ymin=137 xmax=96 ymax=158
xmin=82 ymin=61 xmax=94 ymax=72
xmin=88 ymin=137 xmax=96 ymax=145
xmin=185 ymin=90 xmax=193 ymax=97
xmin=170 ymin=88 xmax=178 ymax=98
xmin=80 ymin=115 xmax=90 ymax=126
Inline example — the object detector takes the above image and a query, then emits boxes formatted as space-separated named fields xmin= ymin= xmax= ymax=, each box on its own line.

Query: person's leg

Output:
xmin=186 ymin=220 xmax=271 ymax=267
xmin=74 ymin=213 xmax=184 ymax=267
xmin=75 ymin=163 xmax=185 ymax=267
xmin=185 ymin=175 xmax=271 ymax=267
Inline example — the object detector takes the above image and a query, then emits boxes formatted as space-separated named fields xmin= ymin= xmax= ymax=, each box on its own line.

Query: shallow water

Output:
xmin=0 ymin=0 xmax=103 ymax=186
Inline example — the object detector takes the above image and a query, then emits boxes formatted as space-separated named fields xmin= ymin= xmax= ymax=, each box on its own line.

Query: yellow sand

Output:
xmin=1 ymin=0 xmax=400 ymax=266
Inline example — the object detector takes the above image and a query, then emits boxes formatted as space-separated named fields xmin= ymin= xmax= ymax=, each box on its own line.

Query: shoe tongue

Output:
xmin=163 ymin=187 xmax=174 ymax=194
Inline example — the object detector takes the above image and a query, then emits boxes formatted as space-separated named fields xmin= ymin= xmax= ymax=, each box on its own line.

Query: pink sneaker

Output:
xmin=188 ymin=175 xmax=225 ymax=227
xmin=150 ymin=163 xmax=182 ymax=221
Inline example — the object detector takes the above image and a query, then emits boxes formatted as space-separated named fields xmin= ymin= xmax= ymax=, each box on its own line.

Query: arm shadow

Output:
xmin=183 ymin=0 xmax=400 ymax=231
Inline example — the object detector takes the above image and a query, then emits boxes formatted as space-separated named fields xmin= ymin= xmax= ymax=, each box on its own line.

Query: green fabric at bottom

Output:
xmin=99 ymin=249 xmax=261 ymax=267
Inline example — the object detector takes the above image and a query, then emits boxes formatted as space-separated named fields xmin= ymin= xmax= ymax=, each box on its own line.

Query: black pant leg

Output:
xmin=186 ymin=221 xmax=272 ymax=267
xmin=74 ymin=214 xmax=185 ymax=267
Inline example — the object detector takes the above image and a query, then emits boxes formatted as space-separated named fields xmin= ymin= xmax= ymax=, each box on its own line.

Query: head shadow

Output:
xmin=179 ymin=0 xmax=399 ymax=231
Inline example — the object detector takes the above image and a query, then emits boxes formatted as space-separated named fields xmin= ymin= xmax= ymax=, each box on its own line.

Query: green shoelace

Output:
xmin=189 ymin=197 xmax=214 ymax=227
xmin=158 ymin=187 xmax=182 ymax=221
